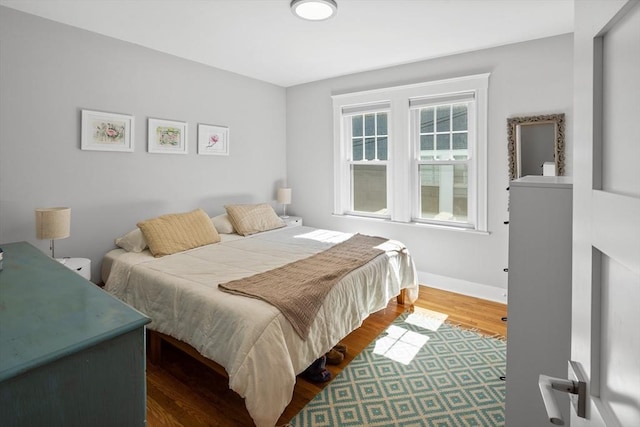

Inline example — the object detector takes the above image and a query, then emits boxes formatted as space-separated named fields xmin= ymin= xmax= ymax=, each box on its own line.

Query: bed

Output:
xmin=102 ymin=208 xmax=418 ymax=427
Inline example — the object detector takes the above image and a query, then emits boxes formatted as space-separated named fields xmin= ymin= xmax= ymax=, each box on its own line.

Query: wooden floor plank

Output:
xmin=146 ymin=285 xmax=507 ymax=426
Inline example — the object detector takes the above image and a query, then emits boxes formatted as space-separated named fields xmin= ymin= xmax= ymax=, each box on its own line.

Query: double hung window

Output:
xmin=343 ymin=103 xmax=390 ymax=216
xmin=410 ymin=94 xmax=475 ymax=226
xmin=333 ymin=74 xmax=489 ymax=231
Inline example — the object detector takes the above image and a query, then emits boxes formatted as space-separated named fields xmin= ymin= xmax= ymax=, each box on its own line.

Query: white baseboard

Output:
xmin=417 ymin=271 xmax=507 ymax=304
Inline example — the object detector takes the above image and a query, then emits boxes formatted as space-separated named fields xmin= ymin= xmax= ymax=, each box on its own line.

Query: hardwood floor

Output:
xmin=146 ymin=286 xmax=507 ymax=427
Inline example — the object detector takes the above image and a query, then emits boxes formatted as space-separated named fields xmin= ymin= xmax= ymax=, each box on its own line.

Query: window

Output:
xmin=347 ymin=108 xmax=390 ymax=215
xmin=333 ymin=74 xmax=489 ymax=231
xmin=411 ymin=94 xmax=475 ymax=226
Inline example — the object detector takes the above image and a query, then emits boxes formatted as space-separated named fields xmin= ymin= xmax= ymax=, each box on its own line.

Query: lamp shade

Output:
xmin=35 ymin=207 xmax=71 ymax=240
xmin=277 ymin=188 xmax=292 ymax=205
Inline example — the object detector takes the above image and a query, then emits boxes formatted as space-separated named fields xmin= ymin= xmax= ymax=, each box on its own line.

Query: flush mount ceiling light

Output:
xmin=291 ymin=0 xmax=338 ymax=21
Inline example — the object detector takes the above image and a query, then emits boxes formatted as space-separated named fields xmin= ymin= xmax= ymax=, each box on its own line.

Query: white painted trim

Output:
xmin=331 ymin=73 xmax=491 ymax=100
xmin=417 ymin=270 xmax=507 ymax=304
xmin=331 ymin=213 xmax=491 ymax=235
xmin=332 ymin=73 xmax=490 ymax=231
xmin=592 ymin=190 xmax=640 ymax=276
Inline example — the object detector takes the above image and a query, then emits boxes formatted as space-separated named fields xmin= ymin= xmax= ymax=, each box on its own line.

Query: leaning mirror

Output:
xmin=507 ymin=113 xmax=565 ymax=180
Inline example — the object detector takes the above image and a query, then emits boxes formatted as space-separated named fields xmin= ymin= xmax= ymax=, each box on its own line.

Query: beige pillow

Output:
xmin=224 ymin=203 xmax=285 ymax=236
xmin=114 ymin=228 xmax=148 ymax=252
xmin=137 ymin=208 xmax=221 ymax=257
xmin=211 ymin=214 xmax=235 ymax=234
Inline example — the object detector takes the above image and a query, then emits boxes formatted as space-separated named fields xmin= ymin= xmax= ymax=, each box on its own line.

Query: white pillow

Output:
xmin=115 ymin=228 xmax=148 ymax=252
xmin=211 ymin=214 xmax=235 ymax=234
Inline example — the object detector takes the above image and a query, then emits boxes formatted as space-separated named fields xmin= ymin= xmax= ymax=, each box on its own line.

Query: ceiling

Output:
xmin=0 ymin=0 xmax=574 ymax=87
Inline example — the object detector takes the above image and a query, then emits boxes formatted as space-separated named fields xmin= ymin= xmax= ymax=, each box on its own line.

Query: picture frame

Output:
xmin=81 ymin=109 xmax=134 ymax=152
xmin=197 ymin=124 xmax=229 ymax=156
xmin=148 ymin=118 xmax=188 ymax=154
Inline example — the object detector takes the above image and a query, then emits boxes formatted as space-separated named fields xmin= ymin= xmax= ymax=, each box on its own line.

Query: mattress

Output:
xmin=103 ymin=226 xmax=418 ymax=427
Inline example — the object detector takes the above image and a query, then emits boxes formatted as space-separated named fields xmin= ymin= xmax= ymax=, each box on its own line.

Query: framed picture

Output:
xmin=148 ymin=118 xmax=188 ymax=154
xmin=81 ymin=109 xmax=134 ymax=152
xmin=198 ymin=124 xmax=229 ymax=156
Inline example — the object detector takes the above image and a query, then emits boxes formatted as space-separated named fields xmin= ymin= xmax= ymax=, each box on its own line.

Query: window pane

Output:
xmin=436 ymin=106 xmax=450 ymax=132
xmin=377 ymin=113 xmax=388 ymax=135
xmin=352 ymin=116 xmax=363 ymax=137
xmin=420 ymin=134 xmax=433 ymax=151
xmin=454 ymin=163 xmax=468 ymax=184
xmin=420 ymin=135 xmax=433 ymax=160
xmin=365 ymin=114 xmax=375 ymax=136
xmin=364 ymin=137 xmax=376 ymax=160
xmin=377 ymin=137 xmax=388 ymax=160
xmin=420 ymin=108 xmax=434 ymax=133
xmin=452 ymin=104 xmax=467 ymax=131
xmin=418 ymin=164 xmax=468 ymax=223
xmin=352 ymin=138 xmax=363 ymax=160
xmin=452 ymin=133 xmax=467 ymax=150
xmin=452 ymin=134 xmax=468 ymax=163
xmin=352 ymin=164 xmax=387 ymax=214
xmin=436 ymin=134 xmax=450 ymax=151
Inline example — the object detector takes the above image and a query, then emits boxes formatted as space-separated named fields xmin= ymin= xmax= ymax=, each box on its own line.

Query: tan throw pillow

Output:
xmin=137 ymin=208 xmax=221 ymax=257
xmin=224 ymin=203 xmax=285 ymax=236
xmin=211 ymin=214 xmax=235 ymax=234
xmin=114 ymin=228 xmax=148 ymax=252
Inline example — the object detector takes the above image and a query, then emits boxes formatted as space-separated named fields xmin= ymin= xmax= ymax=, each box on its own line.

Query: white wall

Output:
xmin=286 ymin=34 xmax=573 ymax=302
xmin=0 ymin=7 xmax=287 ymax=281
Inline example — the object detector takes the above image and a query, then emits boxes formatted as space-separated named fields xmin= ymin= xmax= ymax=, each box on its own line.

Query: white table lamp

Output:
xmin=277 ymin=188 xmax=292 ymax=218
xmin=35 ymin=207 xmax=70 ymax=258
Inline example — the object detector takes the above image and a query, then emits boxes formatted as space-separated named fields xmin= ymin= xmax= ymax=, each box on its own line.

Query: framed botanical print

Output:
xmin=81 ymin=109 xmax=134 ymax=152
xmin=197 ymin=124 xmax=229 ymax=156
xmin=148 ymin=118 xmax=188 ymax=154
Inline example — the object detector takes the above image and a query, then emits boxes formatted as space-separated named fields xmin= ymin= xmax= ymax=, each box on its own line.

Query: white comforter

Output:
xmin=104 ymin=226 xmax=418 ymax=427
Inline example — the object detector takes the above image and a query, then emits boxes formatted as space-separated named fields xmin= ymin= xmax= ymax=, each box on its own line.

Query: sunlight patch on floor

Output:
xmin=404 ymin=307 xmax=448 ymax=331
xmin=373 ymin=308 xmax=449 ymax=365
xmin=373 ymin=325 xmax=429 ymax=365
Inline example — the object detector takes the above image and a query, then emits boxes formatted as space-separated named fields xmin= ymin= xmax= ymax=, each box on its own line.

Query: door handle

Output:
xmin=538 ymin=362 xmax=586 ymax=425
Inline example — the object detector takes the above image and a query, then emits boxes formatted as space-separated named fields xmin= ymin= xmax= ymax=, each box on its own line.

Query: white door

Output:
xmin=572 ymin=1 xmax=640 ymax=426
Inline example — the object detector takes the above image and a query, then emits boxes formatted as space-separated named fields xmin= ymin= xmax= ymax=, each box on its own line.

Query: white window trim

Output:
xmin=332 ymin=73 xmax=489 ymax=232
xmin=410 ymin=94 xmax=477 ymax=229
xmin=342 ymin=105 xmax=391 ymax=219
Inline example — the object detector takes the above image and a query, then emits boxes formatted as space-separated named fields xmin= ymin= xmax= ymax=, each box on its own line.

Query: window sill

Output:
xmin=332 ymin=213 xmax=491 ymax=236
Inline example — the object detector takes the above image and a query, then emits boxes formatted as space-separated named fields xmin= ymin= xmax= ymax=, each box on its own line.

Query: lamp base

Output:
xmin=281 ymin=204 xmax=290 ymax=218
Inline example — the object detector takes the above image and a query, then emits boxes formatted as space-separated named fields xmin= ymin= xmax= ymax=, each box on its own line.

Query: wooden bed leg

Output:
xmin=148 ymin=330 xmax=162 ymax=365
xmin=396 ymin=288 xmax=407 ymax=305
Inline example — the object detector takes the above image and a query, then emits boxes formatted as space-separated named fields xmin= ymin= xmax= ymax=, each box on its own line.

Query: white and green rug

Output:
xmin=289 ymin=309 xmax=506 ymax=427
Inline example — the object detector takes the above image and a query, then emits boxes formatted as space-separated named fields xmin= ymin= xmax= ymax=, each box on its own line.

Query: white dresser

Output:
xmin=505 ymin=176 xmax=573 ymax=426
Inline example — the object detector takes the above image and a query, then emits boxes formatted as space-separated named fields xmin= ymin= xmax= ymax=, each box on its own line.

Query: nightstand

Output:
xmin=281 ymin=216 xmax=302 ymax=227
xmin=58 ymin=257 xmax=91 ymax=281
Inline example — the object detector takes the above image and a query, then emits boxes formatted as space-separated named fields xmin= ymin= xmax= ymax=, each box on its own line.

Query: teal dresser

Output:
xmin=0 ymin=242 xmax=150 ymax=427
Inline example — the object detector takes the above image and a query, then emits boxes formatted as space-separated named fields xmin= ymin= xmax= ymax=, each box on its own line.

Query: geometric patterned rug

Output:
xmin=289 ymin=309 xmax=506 ymax=427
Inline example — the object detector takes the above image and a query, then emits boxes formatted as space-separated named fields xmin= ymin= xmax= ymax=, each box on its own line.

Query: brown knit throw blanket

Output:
xmin=218 ymin=234 xmax=387 ymax=340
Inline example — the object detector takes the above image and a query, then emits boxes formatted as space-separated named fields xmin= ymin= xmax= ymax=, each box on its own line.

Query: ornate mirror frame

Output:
xmin=507 ymin=113 xmax=565 ymax=181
